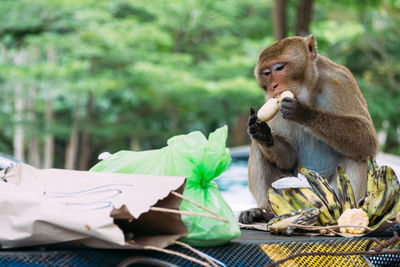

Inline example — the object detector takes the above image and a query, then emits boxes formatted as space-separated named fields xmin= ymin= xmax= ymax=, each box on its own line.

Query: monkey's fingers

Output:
xmin=248 ymin=114 xmax=258 ymax=126
xmin=280 ymin=99 xmax=295 ymax=112
xmin=250 ymin=107 xmax=256 ymax=116
xmin=281 ymin=97 xmax=310 ymax=121
xmin=281 ymin=97 xmax=296 ymax=104
xmin=248 ymin=123 xmax=258 ymax=135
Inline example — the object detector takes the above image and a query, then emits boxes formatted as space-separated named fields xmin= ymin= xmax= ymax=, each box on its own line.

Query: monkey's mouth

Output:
xmin=270 ymin=90 xmax=288 ymax=99
xmin=272 ymin=88 xmax=297 ymax=99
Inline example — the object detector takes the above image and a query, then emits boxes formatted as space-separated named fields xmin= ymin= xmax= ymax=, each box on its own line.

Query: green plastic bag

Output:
xmin=90 ymin=126 xmax=240 ymax=246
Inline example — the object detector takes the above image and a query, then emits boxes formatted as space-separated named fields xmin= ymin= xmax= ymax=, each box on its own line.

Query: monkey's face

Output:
xmin=255 ymin=36 xmax=317 ymax=99
xmin=256 ymin=56 xmax=306 ymax=100
xmin=257 ymin=60 xmax=293 ymax=98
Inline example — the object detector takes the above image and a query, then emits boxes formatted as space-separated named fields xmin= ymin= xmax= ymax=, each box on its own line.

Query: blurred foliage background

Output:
xmin=0 ymin=0 xmax=399 ymax=169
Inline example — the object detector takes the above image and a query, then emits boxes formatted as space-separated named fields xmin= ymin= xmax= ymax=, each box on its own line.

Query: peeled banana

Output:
xmin=257 ymin=91 xmax=294 ymax=122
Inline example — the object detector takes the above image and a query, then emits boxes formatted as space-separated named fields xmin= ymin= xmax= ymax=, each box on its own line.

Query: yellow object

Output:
xmin=267 ymin=188 xmax=296 ymax=216
xmin=337 ymin=208 xmax=369 ymax=234
xmin=260 ymin=238 xmax=400 ymax=267
xmin=282 ymin=187 xmax=336 ymax=226
xmin=299 ymin=167 xmax=341 ymax=219
xmin=257 ymin=91 xmax=294 ymax=122
xmin=337 ymin=167 xmax=356 ymax=211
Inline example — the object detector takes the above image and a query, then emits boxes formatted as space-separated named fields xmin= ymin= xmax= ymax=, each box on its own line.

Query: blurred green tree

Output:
xmin=0 ymin=0 xmax=399 ymax=169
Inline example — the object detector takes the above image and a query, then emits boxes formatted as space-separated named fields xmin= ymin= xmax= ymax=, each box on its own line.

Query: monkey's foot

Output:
xmin=238 ymin=208 xmax=274 ymax=224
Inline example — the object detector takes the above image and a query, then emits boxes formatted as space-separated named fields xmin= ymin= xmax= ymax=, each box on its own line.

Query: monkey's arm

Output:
xmin=280 ymin=97 xmax=377 ymax=160
xmin=248 ymin=108 xmax=297 ymax=170
xmin=256 ymin=136 xmax=298 ymax=170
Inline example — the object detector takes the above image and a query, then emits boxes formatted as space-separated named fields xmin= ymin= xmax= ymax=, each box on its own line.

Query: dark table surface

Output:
xmin=0 ymin=228 xmax=399 ymax=267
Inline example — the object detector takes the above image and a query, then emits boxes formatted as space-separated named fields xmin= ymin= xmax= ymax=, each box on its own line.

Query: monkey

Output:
xmin=238 ymin=35 xmax=378 ymax=224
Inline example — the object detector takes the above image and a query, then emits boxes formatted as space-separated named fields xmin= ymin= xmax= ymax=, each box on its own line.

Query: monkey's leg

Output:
xmin=238 ymin=142 xmax=293 ymax=224
xmin=338 ymin=158 xmax=368 ymax=202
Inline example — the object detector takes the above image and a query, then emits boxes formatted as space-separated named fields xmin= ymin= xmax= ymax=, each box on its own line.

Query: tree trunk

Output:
xmin=43 ymin=99 xmax=54 ymax=168
xmin=27 ymin=86 xmax=41 ymax=167
xmin=78 ymin=92 xmax=94 ymax=170
xmin=231 ymin=115 xmax=249 ymax=146
xmin=65 ymin=98 xmax=80 ymax=169
xmin=130 ymin=138 xmax=141 ymax=151
xmin=43 ymin=48 xmax=56 ymax=168
xmin=13 ymin=83 xmax=25 ymax=162
xmin=273 ymin=0 xmax=288 ymax=40
xmin=295 ymin=0 xmax=315 ymax=36
xmin=168 ymin=105 xmax=178 ymax=131
xmin=1 ymin=45 xmax=8 ymax=63
xmin=13 ymin=50 xmax=26 ymax=162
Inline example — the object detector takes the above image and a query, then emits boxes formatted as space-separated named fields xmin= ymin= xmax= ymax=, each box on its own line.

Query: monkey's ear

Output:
xmin=305 ymin=34 xmax=317 ymax=60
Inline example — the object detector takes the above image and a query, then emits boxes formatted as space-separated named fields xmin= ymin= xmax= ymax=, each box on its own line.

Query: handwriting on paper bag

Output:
xmin=43 ymin=183 xmax=134 ymax=212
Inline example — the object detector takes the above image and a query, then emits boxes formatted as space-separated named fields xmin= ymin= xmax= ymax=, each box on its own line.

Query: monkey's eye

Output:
xmin=273 ymin=63 xmax=285 ymax=71
xmin=263 ymin=69 xmax=271 ymax=76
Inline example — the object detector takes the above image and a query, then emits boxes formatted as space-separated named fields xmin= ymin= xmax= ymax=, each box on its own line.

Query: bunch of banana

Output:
xmin=267 ymin=167 xmax=343 ymax=226
xmin=266 ymin=162 xmax=400 ymax=235
xmin=360 ymin=160 xmax=400 ymax=226
xmin=281 ymin=187 xmax=336 ymax=225
xmin=267 ymin=188 xmax=296 ymax=216
xmin=299 ymin=166 xmax=342 ymax=220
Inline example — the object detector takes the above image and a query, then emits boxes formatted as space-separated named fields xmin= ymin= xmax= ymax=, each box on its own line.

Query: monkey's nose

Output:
xmin=269 ymin=84 xmax=279 ymax=98
xmin=270 ymin=83 xmax=278 ymax=94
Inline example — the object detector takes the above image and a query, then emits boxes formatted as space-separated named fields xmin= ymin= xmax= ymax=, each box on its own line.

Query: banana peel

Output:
xmin=268 ymin=208 xmax=319 ymax=235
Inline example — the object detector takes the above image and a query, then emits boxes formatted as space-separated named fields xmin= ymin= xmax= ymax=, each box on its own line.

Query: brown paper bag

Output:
xmin=0 ymin=163 xmax=187 ymax=249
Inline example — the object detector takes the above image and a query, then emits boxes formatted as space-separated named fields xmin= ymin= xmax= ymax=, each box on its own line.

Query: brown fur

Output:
xmin=247 ymin=35 xmax=377 ymax=214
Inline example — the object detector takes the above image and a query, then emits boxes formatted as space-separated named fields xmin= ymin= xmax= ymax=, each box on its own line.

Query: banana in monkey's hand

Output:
xmin=257 ymin=91 xmax=294 ymax=122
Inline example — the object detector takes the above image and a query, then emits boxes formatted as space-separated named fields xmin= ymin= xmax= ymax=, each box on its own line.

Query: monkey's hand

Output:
xmin=280 ymin=97 xmax=312 ymax=121
xmin=238 ymin=208 xmax=275 ymax=224
xmin=248 ymin=108 xmax=274 ymax=146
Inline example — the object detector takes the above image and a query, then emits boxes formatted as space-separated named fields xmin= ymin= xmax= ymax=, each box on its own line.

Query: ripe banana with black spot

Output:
xmin=365 ymin=166 xmax=400 ymax=224
xmin=268 ymin=208 xmax=320 ymax=235
xmin=267 ymin=188 xmax=296 ymax=216
xmin=358 ymin=157 xmax=379 ymax=209
xmin=282 ymin=187 xmax=336 ymax=225
xmin=281 ymin=188 xmax=303 ymax=210
xmin=337 ymin=166 xmax=356 ymax=211
xmin=371 ymin=194 xmax=400 ymax=229
xmin=367 ymin=157 xmax=380 ymax=198
xmin=294 ymin=208 xmax=320 ymax=226
xmin=299 ymin=166 xmax=341 ymax=220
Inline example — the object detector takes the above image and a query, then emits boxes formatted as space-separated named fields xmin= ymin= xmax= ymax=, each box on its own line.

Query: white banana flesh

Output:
xmin=257 ymin=90 xmax=294 ymax=122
